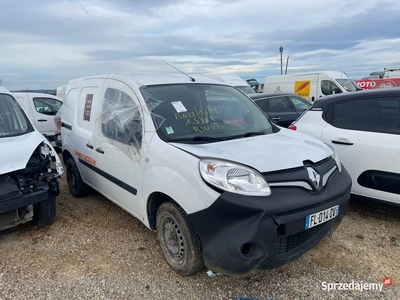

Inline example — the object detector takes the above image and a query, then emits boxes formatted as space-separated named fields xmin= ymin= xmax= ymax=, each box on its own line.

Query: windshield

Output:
xmin=0 ymin=94 xmax=34 ymax=138
xmin=235 ymin=85 xmax=256 ymax=94
xmin=336 ymin=78 xmax=359 ymax=92
xmin=141 ymin=84 xmax=273 ymax=143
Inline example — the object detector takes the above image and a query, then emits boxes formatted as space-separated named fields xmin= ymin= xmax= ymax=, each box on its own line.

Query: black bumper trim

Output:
xmin=0 ymin=189 xmax=49 ymax=214
xmin=187 ymin=166 xmax=352 ymax=276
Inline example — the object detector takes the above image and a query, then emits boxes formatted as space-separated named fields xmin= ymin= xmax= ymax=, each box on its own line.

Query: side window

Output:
xmin=33 ymin=98 xmax=62 ymax=116
xmin=324 ymin=105 xmax=334 ymax=123
xmin=267 ymin=96 xmax=293 ymax=112
xmin=254 ymin=99 xmax=269 ymax=114
xmin=288 ymin=96 xmax=311 ymax=111
xmin=321 ymin=80 xmax=341 ymax=96
xmin=101 ymin=88 xmax=142 ymax=148
xmin=333 ymin=97 xmax=400 ymax=134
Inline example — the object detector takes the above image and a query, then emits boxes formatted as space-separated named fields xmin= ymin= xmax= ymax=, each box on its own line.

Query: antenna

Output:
xmin=162 ymin=60 xmax=195 ymax=82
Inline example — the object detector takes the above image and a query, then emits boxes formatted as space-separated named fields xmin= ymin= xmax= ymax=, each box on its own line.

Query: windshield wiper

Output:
xmin=243 ymin=131 xmax=267 ymax=137
xmin=169 ymin=136 xmax=226 ymax=143
xmin=224 ymin=130 xmax=267 ymax=140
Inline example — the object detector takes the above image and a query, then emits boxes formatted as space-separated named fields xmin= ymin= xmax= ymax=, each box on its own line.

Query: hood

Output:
xmin=170 ymin=129 xmax=333 ymax=173
xmin=0 ymin=131 xmax=52 ymax=174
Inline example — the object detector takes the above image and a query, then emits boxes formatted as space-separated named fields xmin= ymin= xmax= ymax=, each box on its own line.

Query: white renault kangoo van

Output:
xmin=61 ymin=72 xmax=351 ymax=276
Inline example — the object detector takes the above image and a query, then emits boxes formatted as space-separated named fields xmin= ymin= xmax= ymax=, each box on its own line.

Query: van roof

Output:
xmin=0 ymin=86 xmax=11 ymax=94
xmin=267 ymin=71 xmax=347 ymax=79
xmin=67 ymin=72 xmax=225 ymax=88
xmin=12 ymin=92 xmax=64 ymax=102
xmin=205 ymin=75 xmax=249 ymax=86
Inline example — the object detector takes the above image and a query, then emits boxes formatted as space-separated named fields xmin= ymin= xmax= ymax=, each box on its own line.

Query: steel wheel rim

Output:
xmin=67 ymin=164 xmax=76 ymax=190
xmin=163 ymin=217 xmax=185 ymax=263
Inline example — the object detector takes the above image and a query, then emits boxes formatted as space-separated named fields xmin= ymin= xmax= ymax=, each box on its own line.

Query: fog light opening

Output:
xmin=241 ymin=243 xmax=252 ymax=255
xmin=240 ymin=242 xmax=266 ymax=259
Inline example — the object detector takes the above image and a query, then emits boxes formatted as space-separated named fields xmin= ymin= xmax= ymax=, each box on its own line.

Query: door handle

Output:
xmin=332 ymin=140 xmax=354 ymax=145
xmin=86 ymin=143 xmax=93 ymax=149
xmin=95 ymin=147 xmax=104 ymax=154
xmin=272 ymin=117 xmax=281 ymax=121
xmin=37 ymin=119 xmax=47 ymax=122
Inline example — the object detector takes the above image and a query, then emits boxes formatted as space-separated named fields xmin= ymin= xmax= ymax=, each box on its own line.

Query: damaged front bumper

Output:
xmin=187 ymin=167 xmax=351 ymax=276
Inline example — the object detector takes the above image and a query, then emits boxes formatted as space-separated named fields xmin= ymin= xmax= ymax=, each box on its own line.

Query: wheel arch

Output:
xmin=62 ymin=149 xmax=73 ymax=165
xmin=147 ymin=192 xmax=179 ymax=230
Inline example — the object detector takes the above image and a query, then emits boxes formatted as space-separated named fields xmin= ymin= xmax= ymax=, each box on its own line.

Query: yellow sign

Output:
xmin=294 ymin=81 xmax=311 ymax=98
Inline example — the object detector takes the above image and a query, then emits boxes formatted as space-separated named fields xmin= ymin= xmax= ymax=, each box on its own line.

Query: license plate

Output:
xmin=305 ymin=205 xmax=339 ymax=230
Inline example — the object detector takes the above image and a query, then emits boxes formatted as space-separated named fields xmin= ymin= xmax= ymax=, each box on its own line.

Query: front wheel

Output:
xmin=32 ymin=195 xmax=56 ymax=227
xmin=66 ymin=157 xmax=89 ymax=197
xmin=156 ymin=201 xmax=204 ymax=276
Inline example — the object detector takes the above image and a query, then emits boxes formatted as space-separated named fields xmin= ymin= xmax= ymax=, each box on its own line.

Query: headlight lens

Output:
xmin=199 ymin=159 xmax=271 ymax=196
xmin=326 ymin=144 xmax=342 ymax=173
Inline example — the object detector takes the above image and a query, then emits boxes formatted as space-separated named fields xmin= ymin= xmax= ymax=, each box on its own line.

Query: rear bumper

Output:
xmin=187 ymin=167 xmax=352 ymax=276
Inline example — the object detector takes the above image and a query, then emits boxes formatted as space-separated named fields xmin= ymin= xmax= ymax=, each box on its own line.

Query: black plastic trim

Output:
xmin=358 ymin=170 xmax=400 ymax=195
xmin=78 ymin=158 xmax=137 ymax=195
xmin=332 ymin=140 xmax=353 ymax=145
xmin=0 ymin=189 xmax=48 ymax=214
xmin=62 ymin=122 xmax=72 ymax=130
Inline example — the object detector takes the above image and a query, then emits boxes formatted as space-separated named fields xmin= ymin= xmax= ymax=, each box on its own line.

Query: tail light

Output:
xmin=288 ymin=124 xmax=297 ymax=131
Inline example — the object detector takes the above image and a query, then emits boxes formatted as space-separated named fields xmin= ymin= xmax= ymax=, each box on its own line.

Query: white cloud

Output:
xmin=0 ymin=0 xmax=399 ymax=89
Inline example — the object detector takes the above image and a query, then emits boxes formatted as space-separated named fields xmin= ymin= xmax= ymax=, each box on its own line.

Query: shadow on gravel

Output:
xmin=349 ymin=195 xmax=400 ymax=220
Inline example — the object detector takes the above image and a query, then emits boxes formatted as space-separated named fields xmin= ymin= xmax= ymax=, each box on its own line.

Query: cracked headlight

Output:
xmin=199 ymin=159 xmax=271 ymax=196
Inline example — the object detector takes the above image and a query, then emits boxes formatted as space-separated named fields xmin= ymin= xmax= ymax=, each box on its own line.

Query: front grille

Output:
xmin=276 ymin=223 xmax=325 ymax=254
xmin=262 ymin=157 xmax=337 ymax=192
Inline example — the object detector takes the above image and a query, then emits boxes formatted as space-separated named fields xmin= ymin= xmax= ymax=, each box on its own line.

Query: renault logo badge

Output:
xmin=307 ymin=167 xmax=321 ymax=189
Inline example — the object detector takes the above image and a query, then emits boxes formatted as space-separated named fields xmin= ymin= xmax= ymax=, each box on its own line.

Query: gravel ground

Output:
xmin=0 ymin=157 xmax=399 ymax=300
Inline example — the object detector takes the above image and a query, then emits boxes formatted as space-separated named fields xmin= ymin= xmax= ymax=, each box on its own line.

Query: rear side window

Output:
xmin=330 ymin=97 xmax=400 ymax=134
xmin=267 ymin=96 xmax=293 ymax=112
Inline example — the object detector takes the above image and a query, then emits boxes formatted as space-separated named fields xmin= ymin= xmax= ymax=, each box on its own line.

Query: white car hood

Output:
xmin=171 ymin=129 xmax=333 ymax=173
xmin=0 ymin=131 xmax=55 ymax=174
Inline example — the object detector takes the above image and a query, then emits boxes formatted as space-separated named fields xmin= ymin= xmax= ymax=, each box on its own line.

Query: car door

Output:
xmin=321 ymin=96 xmax=400 ymax=204
xmin=29 ymin=96 xmax=62 ymax=139
xmin=92 ymin=79 xmax=143 ymax=218
xmin=255 ymin=96 xmax=299 ymax=127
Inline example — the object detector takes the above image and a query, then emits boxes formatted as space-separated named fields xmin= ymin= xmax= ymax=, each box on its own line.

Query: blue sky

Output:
xmin=1 ymin=0 xmax=400 ymax=90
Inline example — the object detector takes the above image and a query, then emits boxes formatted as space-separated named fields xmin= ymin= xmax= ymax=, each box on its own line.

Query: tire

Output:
xmin=156 ymin=202 xmax=204 ymax=276
xmin=66 ymin=157 xmax=89 ymax=197
xmin=32 ymin=194 xmax=56 ymax=227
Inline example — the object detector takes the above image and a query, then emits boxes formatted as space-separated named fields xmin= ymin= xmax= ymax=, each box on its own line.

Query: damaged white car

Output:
xmin=0 ymin=87 xmax=64 ymax=231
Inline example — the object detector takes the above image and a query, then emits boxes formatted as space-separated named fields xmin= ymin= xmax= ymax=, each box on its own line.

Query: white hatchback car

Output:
xmin=289 ymin=88 xmax=400 ymax=205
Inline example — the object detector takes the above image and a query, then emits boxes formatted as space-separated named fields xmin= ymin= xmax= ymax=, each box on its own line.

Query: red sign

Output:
xmin=382 ymin=276 xmax=392 ymax=287
xmin=355 ymin=78 xmax=400 ymax=90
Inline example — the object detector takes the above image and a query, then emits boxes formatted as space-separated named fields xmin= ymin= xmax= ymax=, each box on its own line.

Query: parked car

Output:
xmin=0 ymin=87 xmax=63 ymax=231
xmin=12 ymin=92 xmax=63 ymax=143
xmin=249 ymin=92 xmax=311 ymax=128
xmin=246 ymin=79 xmax=264 ymax=93
xmin=289 ymin=88 xmax=400 ymax=206
xmin=61 ymin=72 xmax=351 ymax=277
